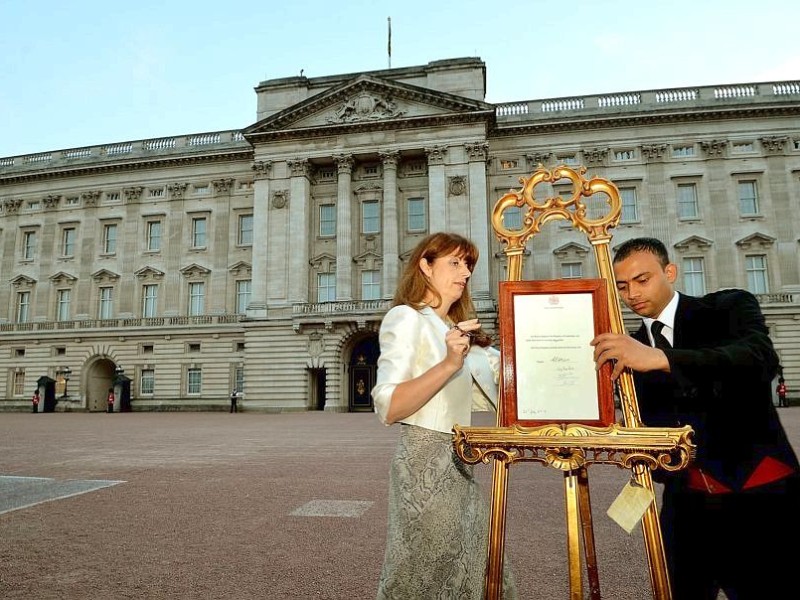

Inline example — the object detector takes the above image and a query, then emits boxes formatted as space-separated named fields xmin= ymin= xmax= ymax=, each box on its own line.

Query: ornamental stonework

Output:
xmin=168 ymin=183 xmax=188 ymax=199
xmin=252 ymin=160 xmax=272 ymax=179
xmin=272 ymin=190 xmax=289 ymax=209
xmin=700 ymin=140 xmax=727 ymax=158
xmin=123 ymin=186 xmax=144 ymax=202
xmin=582 ymin=148 xmax=608 ymax=166
xmin=212 ymin=178 xmax=235 ymax=194
xmin=425 ymin=145 xmax=447 ymax=165
xmin=327 ymin=92 xmax=406 ymax=123
xmin=42 ymin=194 xmax=61 ymax=210
xmin=81 ymin=190 xmax=101 ymax=206
xmin=525 ymin=153 xmax=551 ymax=169
xmin=448 ymin=176 xmax=467 ymax=196
xmin=641 ymin=144 xmax=668 ymax=161
xmin=760 ymin=136 xmax=788 ymax=154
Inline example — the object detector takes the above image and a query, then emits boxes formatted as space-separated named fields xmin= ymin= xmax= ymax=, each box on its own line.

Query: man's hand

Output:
xmin=590 ymin=333 xmax=670 ymax=380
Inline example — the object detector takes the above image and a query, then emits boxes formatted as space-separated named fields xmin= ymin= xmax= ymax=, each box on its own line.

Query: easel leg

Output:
xmin=633 ymin=464 xmax=672 ymax=599
xmin=564 ymin=471 xmax=583 ymax=600
xmin=485 ymin=458 xmax=510 ymax=600
xmin=577 ymin=468 xmax=601 ymax=599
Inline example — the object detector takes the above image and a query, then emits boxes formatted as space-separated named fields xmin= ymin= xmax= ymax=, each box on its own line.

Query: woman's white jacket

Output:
xmin=372 ymin=305 xmax=499 ymax=434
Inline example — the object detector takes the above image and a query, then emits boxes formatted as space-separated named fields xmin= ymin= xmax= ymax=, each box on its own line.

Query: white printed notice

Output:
xmin=514 ymin=292 xmax=599 ymax=421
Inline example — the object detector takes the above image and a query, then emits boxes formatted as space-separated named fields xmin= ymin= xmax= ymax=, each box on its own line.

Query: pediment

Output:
xmin=735 ymin=232 xmax=776 ymax=248
xmin=309 ymin=253 xmax=337 ymax=270
xmin=11 ymin=274 xmax=36 ymax=287
xmin=552 ymin=242 xmax=591 ymax=258
xmin=229 ymin=261 xmax=252 ymax=276
xmin=674 ymin=235 xmax=714 ymax=252
xmin=49 ymin=271 xmax=78 ymax=284
xmin=92 ymin=269 xmax=120 ymax=283
xmin=243 ymin=75 xmax=494 ymax=139
xmin=134 ymin=266 xmax=165 ymax=279
xmin=180 ymin=263 xmax=211 ymax=278
xmin=353 ymin=249 xmax=383 ymax=268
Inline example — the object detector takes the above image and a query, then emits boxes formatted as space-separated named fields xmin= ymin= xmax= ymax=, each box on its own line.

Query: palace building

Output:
xmin=1 ymin=57 xmax=799 ymax=412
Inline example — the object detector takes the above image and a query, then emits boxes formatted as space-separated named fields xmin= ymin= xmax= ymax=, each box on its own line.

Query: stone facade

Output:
xmin=1 ymin=58 xmax=799 ymax=412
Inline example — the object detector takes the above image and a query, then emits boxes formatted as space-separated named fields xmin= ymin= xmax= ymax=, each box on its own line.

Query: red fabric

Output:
xmin=742 ymin=456 xmax=795 ymax=489
xmin=686 ymin=467 xmax=733 ymax=494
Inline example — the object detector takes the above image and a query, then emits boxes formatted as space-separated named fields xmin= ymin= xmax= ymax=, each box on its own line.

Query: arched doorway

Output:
xmin=348 ymin=335 xmax=380 ymax=412
xmin=85 ymin=358 xmax=118 ymax=412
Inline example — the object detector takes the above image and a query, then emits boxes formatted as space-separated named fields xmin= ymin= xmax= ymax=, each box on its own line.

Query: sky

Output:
xmin=1 ymin=0 xmax=799 ymax=158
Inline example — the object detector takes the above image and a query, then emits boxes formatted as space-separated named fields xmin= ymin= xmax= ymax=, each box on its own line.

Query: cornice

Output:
xmin=246 ymin=111 xmax=494 ymax=144
xmin=490 ymin=105 xmax=800 ymax=137
xmin=0 ymin=149 xmax=254 ymax=185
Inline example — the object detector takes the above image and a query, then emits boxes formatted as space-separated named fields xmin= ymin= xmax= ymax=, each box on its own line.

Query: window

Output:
xmin=234 ymin=366 xmax=244 ymax=393
xmin=56 ymin=289 xmax=71 ymax=321
xmin=238 ymin=214 xmax=253 ymax=246
xmin=620 ymin=187 xmax=639 ymax=223
xmin=188 ymin=343 xmax=201 ymax=353
xmin=738 ymin=181 xmax=759 ymax=215
xmin=500 ymin=159 xmax=518 ymax=170
xmin=745 ymin=255 xmax=769 ymax=294
xmin=362 ymin=201 xmax=380 ymax=234
xmin=362 ymin=270 xmax=381 ymax=300
xmin=103 ymin=223 xmax=117 ymax=254
xmin=677 ymin=184 xmax=699 ymax=219
xmin=503 ymin=206 xmax=522 ymax=230
xmin=732 ymin=142 xmax=754 ymax=154
xmin=99 ymin=287 xmax=113 ymax=319
xmin=146 ymin=221 xmax=161 ymax=251
xmin=22 ymin=231 xmax=36 ymax=260
xmin=13 ymin=371 xmax=25 ymax=396
xmin=561 ymin=262 xmax=583 ymax=279
xmin=672 ymin=145 xmax=695 ymax=158
xmin=236 ymin=280 xmax=251 ymax=314
xmin=142 ymin=284 xmax=158 ymax=318
xmin=614 ymin=150 xmax=635 ymax=161
xmin=682 ymin=257 xmax=706 ymax=296
xmin=192 ymin=217 xmax=207 ymax=248
xmin=188 ymin=282 xmax=205 ymax=316
xmin=319 ymin=205 xmax=336 ymax=237
xmin=317 ymin=273 xmax=336 ymax=303
xmin=62 ymin=228 xmax=76 ymax=257
xmin=16 ymin=291 xmax=30 ymax=323
xmin=187 ymin=367 xmax=202 ymax=394
xmin=140 ymin=369 xmax=155 ymax=395
xmin=407 ymin=198 xmax=426 ymax=232
xmin=557 ymin=155 xmax=578 ymax=165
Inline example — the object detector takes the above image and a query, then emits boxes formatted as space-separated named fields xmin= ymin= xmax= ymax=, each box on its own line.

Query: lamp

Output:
xmin=57 ymin=366 xmax=72 ymax=399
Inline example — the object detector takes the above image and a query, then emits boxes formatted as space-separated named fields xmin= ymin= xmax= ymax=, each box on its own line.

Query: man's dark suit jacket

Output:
xmin=631 ymin=289 xmax=799 ymax=491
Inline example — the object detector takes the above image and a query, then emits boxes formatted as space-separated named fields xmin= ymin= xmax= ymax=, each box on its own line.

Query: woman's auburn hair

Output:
xmin=392 ymin=232 xmax=492 ymax=347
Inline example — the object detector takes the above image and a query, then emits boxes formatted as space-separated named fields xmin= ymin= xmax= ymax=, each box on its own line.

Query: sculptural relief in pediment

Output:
xmin=326 ymin=91 xmax=407 ymax=124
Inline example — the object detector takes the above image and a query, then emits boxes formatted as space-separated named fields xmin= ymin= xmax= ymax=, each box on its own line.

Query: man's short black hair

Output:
xmin=613 ymin=237 xmax=670 ymax=267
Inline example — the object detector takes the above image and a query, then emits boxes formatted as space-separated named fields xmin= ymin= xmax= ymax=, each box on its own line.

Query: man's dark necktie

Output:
xmin=650 ymin=320 xmax=672 ymax=350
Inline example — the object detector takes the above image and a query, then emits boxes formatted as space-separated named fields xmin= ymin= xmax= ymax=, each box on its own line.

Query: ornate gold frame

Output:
xmin=452 ymin=165 xmax=696 ymax=599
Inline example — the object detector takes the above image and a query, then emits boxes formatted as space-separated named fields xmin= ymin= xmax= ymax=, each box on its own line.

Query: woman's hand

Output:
xmin=445 ymin=318 xmax=480 ymax=365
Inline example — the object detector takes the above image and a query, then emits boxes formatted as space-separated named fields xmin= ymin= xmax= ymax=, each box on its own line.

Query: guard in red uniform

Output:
xmin=107 ymin=388 xmax=115 ymax=413
xmin=32 ymin=389 xmax=40 ymax=413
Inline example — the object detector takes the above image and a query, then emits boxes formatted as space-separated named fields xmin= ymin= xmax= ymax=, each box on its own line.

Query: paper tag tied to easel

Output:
xmin=606 ymin=476 xmax=655 ymax=534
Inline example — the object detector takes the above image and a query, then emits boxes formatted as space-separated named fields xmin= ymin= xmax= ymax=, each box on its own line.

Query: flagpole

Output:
xmin=387 ymin=17 xmax=392 ymax=68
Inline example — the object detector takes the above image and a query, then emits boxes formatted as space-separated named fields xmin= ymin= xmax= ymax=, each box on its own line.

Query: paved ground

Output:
xmin=1 ymin=408 xmax=798 ymax=600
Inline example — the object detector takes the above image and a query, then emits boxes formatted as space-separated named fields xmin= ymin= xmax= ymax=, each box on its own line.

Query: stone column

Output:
xmin=248 ymin=161 xmax=272 ymax=317
xmin=334 ymin=154 xmax=354 ymax=301
xmin=287 ymin=158 xmax=311 ymax=303
xmin=379 ymin=150 xmax=400 ymax=297
xmin=465 ymin=142 xmax=491 ymax=299
xmin=425 ymin=145 xmax=447 ymax=233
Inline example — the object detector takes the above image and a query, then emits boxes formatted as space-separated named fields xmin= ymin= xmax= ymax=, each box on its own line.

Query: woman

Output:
xmin=372 ymin=232 xmax=516 ymax=599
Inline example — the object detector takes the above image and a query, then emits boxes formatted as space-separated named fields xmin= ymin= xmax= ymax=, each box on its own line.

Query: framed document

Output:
xmin=498 ymin=279 xmax=615 ymax=427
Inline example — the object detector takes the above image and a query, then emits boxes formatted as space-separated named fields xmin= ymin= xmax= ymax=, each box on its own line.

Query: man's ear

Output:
xmin=665 ymin=262 xmax=678 ymax=283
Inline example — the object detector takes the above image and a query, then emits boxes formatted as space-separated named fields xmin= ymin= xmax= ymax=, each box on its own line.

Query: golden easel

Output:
xmin=453 ymin=165 xmax=696 ymax=599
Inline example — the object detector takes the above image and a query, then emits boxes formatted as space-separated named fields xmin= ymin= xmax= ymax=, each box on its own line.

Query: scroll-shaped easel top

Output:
xmin=491 ymin=165 xmax=622 ymax=255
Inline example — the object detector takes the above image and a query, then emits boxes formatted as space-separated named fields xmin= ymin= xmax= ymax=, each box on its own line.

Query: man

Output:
xmin=777 ymin=377 xmax=788 ymax=407
xmin=591 ymin=237 xmax=800 ymax=599
xmin=230 ymin=390 xmax=239 ymax=413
